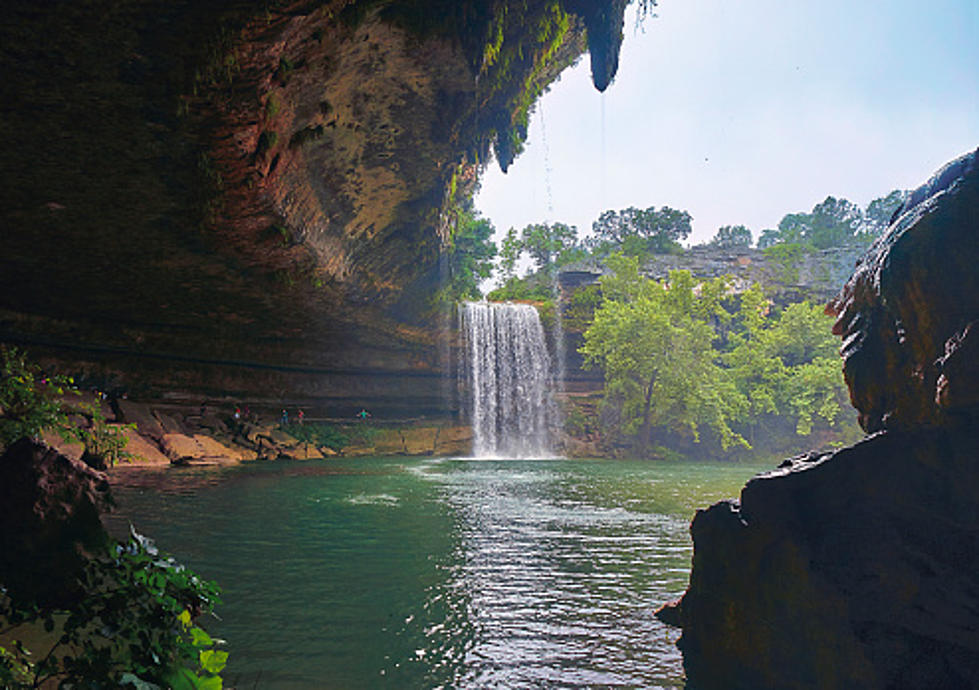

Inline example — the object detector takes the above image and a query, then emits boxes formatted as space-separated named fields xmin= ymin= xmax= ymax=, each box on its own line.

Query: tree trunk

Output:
xmin=640 ymin=371 xmax=656 ymax=456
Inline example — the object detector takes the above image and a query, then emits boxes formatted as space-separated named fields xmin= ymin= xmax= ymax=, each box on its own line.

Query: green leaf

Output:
xmin=190 ymin=627 xmax=213 ymax=647
xmin=197 ymin=676 xmax=223 ymax=690
xmin=199 ymin=649 xmax=228 ymax=674
xmin=165 ymin=667 xmax=200 ymax=690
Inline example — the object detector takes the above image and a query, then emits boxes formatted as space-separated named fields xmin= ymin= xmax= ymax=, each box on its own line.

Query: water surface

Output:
xmin=107 ymin=457 xmax=769 ymax=688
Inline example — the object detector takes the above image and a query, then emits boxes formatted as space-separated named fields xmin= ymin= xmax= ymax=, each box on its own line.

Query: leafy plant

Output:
xmin=63 ymin=402 xmax=136 ymax=468
xmin=0 ymin=347 xmax=74 ymax=449
xmin=0 ymin=528 xmax=226 ymax=689
xmin=285 ymin=422 xmax=349 ymax=452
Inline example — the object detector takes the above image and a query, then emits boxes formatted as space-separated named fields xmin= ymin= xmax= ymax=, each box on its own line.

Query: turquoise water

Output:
xmin=106 ymin=457 xmax=770 ymax=689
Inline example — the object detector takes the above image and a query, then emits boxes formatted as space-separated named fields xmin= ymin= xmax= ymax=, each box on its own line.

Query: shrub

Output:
xmin=0 ymin=529 xmax=226 ymax=689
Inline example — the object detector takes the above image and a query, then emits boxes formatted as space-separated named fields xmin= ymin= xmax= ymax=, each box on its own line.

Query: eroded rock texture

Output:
xmin=828 ymin=148 xmax=979 ymax=433
xmin=0 ymin=0 xmax=625 ymax=415
xmin=0 ymin=439 xmax=113 ymax=607
xmin=666 ymin=150 xmax=979 ymax=689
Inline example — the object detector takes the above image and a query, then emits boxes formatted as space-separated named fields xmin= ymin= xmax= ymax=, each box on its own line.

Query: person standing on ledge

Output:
xmin=281 ymin=409 xmax=289 ymax=426
xmin=357 ymin=409 xmax=371 ymax=422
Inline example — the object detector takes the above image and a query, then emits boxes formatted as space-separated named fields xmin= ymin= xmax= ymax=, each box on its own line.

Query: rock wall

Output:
xmin=0 ymin=0 xmax=627 ymax=416
xmin=559 ymin=242 xmax=869 ymax=305
xmin=661 ymin=150 xmax=979 ymax=688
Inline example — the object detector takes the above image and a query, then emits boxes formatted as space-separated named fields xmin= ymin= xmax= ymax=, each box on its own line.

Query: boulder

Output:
xmin=115 ymin=400 xmax=165 ymax=440
xmin=153 ymin=411 xmax=187 ymax=435
xmin=0 ymin=439 xmax=112 ymax=607
xmin=827 ymin=148 xmax=979 ymax=432
xmin=675 ymin=427 xmax=979 ymax=690
xmin=159 ymin=433 xmax=242 ymax=464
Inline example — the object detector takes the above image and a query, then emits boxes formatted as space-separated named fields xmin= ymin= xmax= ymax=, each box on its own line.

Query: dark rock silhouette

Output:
xmin=0 ymin=439 xmax=113 ymax=607
xmin=829 ymin=148 xmax=978 ymax=433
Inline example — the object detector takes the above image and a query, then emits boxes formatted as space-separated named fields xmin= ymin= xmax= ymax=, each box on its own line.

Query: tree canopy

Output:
xmin=441 ymin=207 xmax=497 ymax=301
xmin=580 ymin=256 xmax=747 ymax=454
xmin=589 ymin=205 xmax=691 ymax=256
xmin=757 ymin=190 xmax=906 ymax=250
xmin=709 ymin=224 xmax=752 ymax=249
xmin=578 ymin=258 xmax=853 ymax=457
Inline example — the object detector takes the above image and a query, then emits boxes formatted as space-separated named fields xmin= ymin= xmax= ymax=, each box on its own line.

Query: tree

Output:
xmin=723 ymin=285 xmax=849 ymax=436
xmin=498 ymin=227 xmax=521 ymax=281
xmin=710 ymin=224 xmax=752 ymax=249
xmin=761 ymin=195 xmax=867 ymax=249
xmin=808 ymin=196 xmax=861 ymax=249
xmin=858 ymin=189 xmax=906 ymax=238
xmin=443 ymin=208 xmax=497 ymax=301
xmin=590 ymin=205 xmax=692 ymax=256
xmin=580 ymin=257 xmax=747 ymax=455
xmin=518 ymin=221 xmax=579 ymax=271
xmin=756 ymin=228 xmax=781 ymax=249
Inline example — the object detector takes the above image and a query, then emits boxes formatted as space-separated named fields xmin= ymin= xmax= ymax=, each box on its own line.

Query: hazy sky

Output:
xmin=475 ymin=0 xmax=979 ymax=259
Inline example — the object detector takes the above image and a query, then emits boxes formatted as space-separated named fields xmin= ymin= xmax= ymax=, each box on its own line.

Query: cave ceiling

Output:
xmin=0 ymin=0 xmax=626 ymax=400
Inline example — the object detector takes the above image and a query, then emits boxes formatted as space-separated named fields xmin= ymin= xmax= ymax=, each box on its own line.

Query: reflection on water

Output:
xmin=106 ymin=457 xmax=768 ymax=688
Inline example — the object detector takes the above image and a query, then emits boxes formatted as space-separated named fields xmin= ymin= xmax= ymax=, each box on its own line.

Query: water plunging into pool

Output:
xmin=459 ymin=301 xmax=559 ymax=458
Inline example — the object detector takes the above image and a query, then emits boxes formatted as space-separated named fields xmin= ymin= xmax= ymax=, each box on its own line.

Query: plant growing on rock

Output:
xmin=63 ymin=402 xmax=136 ymax=468
xmin=0 ymin=347 xmax=74 ymax=449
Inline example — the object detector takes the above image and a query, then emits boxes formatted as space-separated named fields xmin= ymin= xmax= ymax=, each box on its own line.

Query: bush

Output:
xmin=0 ymin=528 xmax=226 ymax=689
xmin=0 ymin=347 xmax=73 ymax=449
xmin=285 ymin=422 xmax=349 ymax=451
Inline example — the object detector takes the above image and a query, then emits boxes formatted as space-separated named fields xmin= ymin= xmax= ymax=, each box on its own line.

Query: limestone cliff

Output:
xmin=0 ymin=0 xmax=627 ymax=416
xmin=661 ymin=150 xmax=979 ymax=688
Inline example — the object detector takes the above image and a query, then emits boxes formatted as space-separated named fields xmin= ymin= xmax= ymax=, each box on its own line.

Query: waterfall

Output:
xmin=459 ymin=301 xmax=558 ymax=458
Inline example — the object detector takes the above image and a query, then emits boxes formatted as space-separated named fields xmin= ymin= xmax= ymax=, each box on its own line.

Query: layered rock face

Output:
xmin=0 ymin=0 xmax=626 ymax=416
xmin=664 ymin=150 xmax=979 ymax=689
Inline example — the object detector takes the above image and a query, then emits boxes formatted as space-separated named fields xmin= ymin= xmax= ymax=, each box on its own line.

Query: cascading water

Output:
xmin=459 ymin=301 xmax=558 ymax=458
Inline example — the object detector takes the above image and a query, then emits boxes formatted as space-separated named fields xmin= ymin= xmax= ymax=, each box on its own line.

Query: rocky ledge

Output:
xmin=660 ymin=149 xmax=979 ymax=689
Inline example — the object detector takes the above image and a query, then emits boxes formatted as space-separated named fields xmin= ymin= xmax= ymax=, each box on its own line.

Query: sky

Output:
xmin=474 ymin=0 xmax=979 ymax=275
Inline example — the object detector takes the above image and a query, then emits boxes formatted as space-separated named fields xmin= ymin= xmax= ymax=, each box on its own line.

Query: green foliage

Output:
xmin=859 ymin=189 xmax=907 ymax=239
xmin=486 ymin=274 xmax=553 ymax=302
xmin=437 ymin=206 xmax=497 ymax=303
xmin=589 ymin=205 xmax=692 ymax=257
xmin=723 ymin=286 xmax=848 ymax=436
xmin=63 ymin=402 xmax=136 ymax=468
xmin=351 ymin=423 xmax=381 ymax=446
xmin=579 ymin=259 xmax=852 ymax=457
xmin=498 ymin=227 xmax=521 ymax=281
xmin=0 ymin=348 xmax=135 ymax=466
xmin=0 ymin=529 xmax=226 ymax=689
xmin=581 ymin=257 xmax=747 ymax=454
xmin=516 ymin=221 xmax=580 ymax=271
xmin=757 ymin=190 xmax=905 ymax=250
xmin=0 ymin=347 xmax=74 ymax=448
xmin=710 ymin=224 xmax=752 ymax=249
xmin=284 ymin=422 xmax=348 ymax=451
xmin=762 ymin=242 xmax=807 ymax=284
xmin=564 ymin=284 xmax=602 ymax=332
